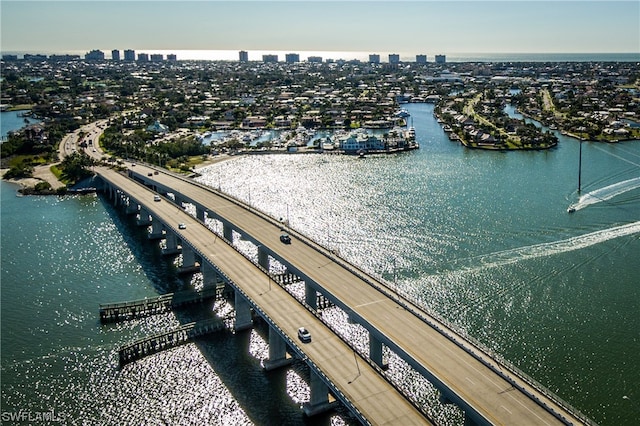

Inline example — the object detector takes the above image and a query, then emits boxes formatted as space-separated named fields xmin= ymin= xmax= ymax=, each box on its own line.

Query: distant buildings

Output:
xmin=239 ymin=50 xmax=249 ymax=62
xmin=416 ymin=54 xmax=427 ymax=64
xmin=167 ymin=54 xmax=177 ymax=62
xmin=50 ymin=54 xmax=80 ymax=61
xmin=307 ymin=56 xmax=323 ymax=63
xmin=112 ymin=50 xmax=120 ymax=61
xmin=137 ymin=53 xmax=149 ymax=62
xmin=124 ymin=49 xmax=135 ymax=61
xmin=389 ymin=53 xmax=400 ymax=64
xmin=262 ymin=54 xmax=278 ymax=63
xmin=85 ymin=50 xmax=105 ymax=60
xmin=435 ymin=54 xmax=446 ymax=64
xmin=369 ymin=54 xmax=380 ymax=64
xmin=150 ymin=54 xmax=163 ymax=62
xmin=285 ymin=53 xmax=300 ymax=64
xmin=24 ymin=54 xmax=48 ymax=60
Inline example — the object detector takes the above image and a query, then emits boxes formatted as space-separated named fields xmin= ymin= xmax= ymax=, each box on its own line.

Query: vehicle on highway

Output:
xmin=280 ymin=233 xmax=291 ymax=244
xmin=178 ymin=223 xmax=187 ymax=230
xmin=298 ymin=327 xmax=311 ymax=343
xmin=153 ymin=195 xmax=161 ymax=202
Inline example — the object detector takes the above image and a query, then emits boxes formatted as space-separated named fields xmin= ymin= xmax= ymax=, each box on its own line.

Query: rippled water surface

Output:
xmin=2 ymin=103 xmax=639 ymax=425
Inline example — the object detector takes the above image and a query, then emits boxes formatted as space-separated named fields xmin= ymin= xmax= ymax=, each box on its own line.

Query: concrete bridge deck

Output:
xmin=98 ymin=166 xmax=432 ymax=425
xmin=98 ymin=164 xmax=592 ymax=425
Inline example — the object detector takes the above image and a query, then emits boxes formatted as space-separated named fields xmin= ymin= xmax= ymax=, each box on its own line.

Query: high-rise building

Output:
xmin=239 ymin=50 xmax=249 ymax=62
xmin=416 ymin=54 xmax=427 ymax=64
xmin=124 ymin=49 xmax=135 ymax=61
xmin=137 ymin=53 xmax=149 ymax=62
xmin=85 ymin=49 xmax=105 ymax=60
xmin=435 ymin=54 xmax=446 ymax=64
xmin=307 ymin=56 xmax=323 ymax=63
xmin=389 ymin=53 xmax=400 ymax=64
xmin=167 ymin=54 xmax=177 ymax=61
xmin=150 ymin=54 xmax=163 ymax=62
xmin=262 ymin=54 xmax=278 ymax=63
xmin=112 ymin=50 xmax=120 ymax=61
xmin=285 ymin=53 xmax=300 ymax=63
xmin=369 ymin=54 xmax=380 ymax=64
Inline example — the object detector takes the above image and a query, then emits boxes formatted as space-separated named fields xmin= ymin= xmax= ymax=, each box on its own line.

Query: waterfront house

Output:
xmin=336 ymin=129 xmax=386 ymax=152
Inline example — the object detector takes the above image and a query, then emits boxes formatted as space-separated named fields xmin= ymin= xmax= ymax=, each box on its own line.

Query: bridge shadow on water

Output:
xmin=98 ymin=192 xmax=356 ymax=425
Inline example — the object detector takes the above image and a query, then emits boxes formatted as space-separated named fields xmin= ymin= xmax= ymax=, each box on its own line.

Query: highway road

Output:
xmin=117 ymin=162 xmax=589 ymax=426
xmin=58 ymin=119 xmax=109 ymax=160
xmin=98 ymin=166 xmax=432 ymax=425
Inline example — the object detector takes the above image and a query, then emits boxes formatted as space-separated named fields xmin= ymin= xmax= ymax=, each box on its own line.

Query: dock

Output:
xmin=118 ymin=317 xmax=228 ymax=366
xmin=99 ymin=285 xmax=229 ymax=323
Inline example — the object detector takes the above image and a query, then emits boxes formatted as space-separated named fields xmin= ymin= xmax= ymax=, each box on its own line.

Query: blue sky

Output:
xmin=1 ymin=1 xmax=639 ymax=55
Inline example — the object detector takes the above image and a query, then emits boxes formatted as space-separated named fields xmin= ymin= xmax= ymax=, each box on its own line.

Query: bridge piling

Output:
xmin=137 ymin=207 xmax=151 ymax=226
xmin=304 ymin=283 xmax=317 ymax=310
xmin=148 ymin=221 xmax=164 ymax=240
xmin=303 ymin=370 xmax=338 ymax=417
xmin=162 ymin=232 xmax=180 ymax=255
xmin=178 ymin=245 xmax=200 ymax=274
xmin=264 ymin=326 xmax=293 ymax=371
xmin=234 ymin=293 xmax=253 ymax=331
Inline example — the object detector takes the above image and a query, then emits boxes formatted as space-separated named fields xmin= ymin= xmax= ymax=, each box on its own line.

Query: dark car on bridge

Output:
xmin=280 ymin=233 xmax=291 ymax=244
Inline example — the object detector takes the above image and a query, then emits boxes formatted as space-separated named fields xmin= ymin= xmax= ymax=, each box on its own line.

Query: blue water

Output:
xmin=1 ymin=110 xmax=41 ymax=140
xmin=2 ymin=103 xmax=639 ymax=425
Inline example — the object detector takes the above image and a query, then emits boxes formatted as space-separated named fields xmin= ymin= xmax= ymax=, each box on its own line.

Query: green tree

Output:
xmin=59 ymin=152 xmax=94 ymax=184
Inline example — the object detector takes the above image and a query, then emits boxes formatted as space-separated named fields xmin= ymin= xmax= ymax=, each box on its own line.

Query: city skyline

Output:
xmin=1 ymin=1 xmax=639 ymax=56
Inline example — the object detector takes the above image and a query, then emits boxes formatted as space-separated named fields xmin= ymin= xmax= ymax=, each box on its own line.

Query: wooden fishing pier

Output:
xmin=99 ymin=285 xmax=229 ymax=323
xmin=118 ymin=317 xmax=229 ymax=366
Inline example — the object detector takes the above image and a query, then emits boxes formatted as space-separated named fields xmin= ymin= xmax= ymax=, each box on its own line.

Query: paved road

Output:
xmin=98 ymin=167 xmax=432 ymax=426
xmin=119 ymin=163 xmax=589 ymax=426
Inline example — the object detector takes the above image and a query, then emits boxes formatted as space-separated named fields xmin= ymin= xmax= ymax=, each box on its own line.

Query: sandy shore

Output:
xmin=1 ymin=164 xmax=65 ymax=191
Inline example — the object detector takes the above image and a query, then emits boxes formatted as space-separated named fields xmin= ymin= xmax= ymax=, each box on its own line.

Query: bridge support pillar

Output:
xmin=163 ymin=232 xmax=180 ymax=255
xmin=258 ymin=247 xmax=269 ymax=270
xmin=137 ymin=208 xmax=151 ymax=226
xmin=196 ymin=206 xmax=205 ymax=222
xmin=125 ymin=200 xmax=138 ymax=215
xmin=113 ymin=190 xmax=122 ymax=206
xmin=303 ymin=370 xmax=337 ymax=416
xmin=201 ymin=262 xmax=218 ymax=288
xmin=264 ymin=326 xmax=292 ymax=370
xmin=175 ymin=196 xmax=185 ymax=209
xmin=223 ymin=222 xmax=233 ymax=242
xmin=369 ymin=334 xmax=387 ymax=370
xmin=234 ymin=293 xmax=253 ymax=331
xmin=305 ymin=283 xmax=317 ymax=310
xmin=148 ymin=220 xmax=164 ymax=240
xmin=179 ymin=245 xmax=199 ymax=274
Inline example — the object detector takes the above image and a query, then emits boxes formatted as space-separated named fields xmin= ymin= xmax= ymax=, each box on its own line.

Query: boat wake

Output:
xmin=455 ymin=221 xmax=640 ymax=273
xmin=568 ymin=177 xmax=640 ymax=212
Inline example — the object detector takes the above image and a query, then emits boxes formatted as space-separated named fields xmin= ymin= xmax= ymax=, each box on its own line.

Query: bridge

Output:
xmin=95 ymin=163 xmax=594 ymax=426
